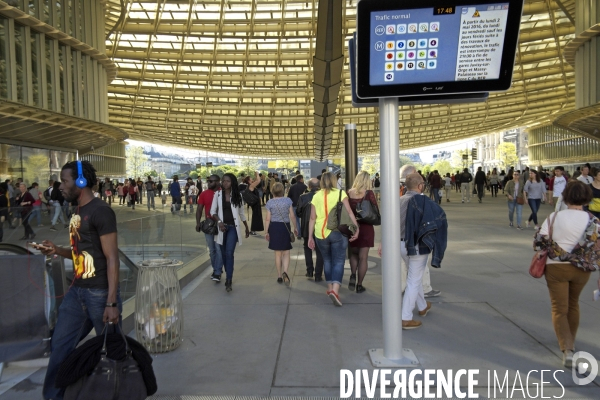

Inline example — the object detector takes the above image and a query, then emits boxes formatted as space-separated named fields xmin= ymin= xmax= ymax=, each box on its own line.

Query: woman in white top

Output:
xmin=211 ymin=173 xmax=250 ymax=292
xmin=537 ymin=181 xmax=598 ymax=367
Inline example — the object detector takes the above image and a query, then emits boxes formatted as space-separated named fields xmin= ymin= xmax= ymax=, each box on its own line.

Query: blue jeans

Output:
xmin=508 ymin=200 xmax=523 ymax=226
xmin=220 ymin=225 xmax=238 ymax=280
xmin=51 ymin=202 xmax=67 ymax=226
xmin=315 ymin=230 xmax=348 ymax=285
xmin=147 ymin=190 xmax=155 ymax=210
xmin=296 ymin=216 xmax=301 ymax=236
xmin=31 ymin=205 xmax=42 ymax=225
xmin=43 ymin=286 xmax=122 ymax=400
xmin=205 ymin=232 xmax=223 ymax=275
xmin=527 ymin=198 xmax=541 ymax=225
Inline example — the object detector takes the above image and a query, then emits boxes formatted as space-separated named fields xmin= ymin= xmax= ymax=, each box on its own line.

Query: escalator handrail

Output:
xmin=0 ymin=243 xmax=35 ymax=255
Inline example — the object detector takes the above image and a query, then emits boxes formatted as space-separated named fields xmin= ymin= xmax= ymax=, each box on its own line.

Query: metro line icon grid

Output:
xmin=377 ymin=21 xmax=440 ymax=81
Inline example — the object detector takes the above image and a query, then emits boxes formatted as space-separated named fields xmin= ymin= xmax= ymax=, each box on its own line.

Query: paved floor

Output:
xmin=1 ymin=189 xmax=599 ymax=399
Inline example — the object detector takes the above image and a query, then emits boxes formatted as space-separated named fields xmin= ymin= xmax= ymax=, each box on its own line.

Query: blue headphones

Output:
xmin=75 ymin=160 xmax=87 ymax=188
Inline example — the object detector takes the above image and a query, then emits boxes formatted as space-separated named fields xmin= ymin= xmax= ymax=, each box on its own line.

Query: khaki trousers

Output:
xmin=544 ymin=262 xmax=591 ymax=351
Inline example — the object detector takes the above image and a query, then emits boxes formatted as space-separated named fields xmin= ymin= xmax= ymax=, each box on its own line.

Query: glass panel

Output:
xmin=81 ymin=55 xmax=86 ymax=117
xmin=0 ymin=17 xmax=6 ymax=99
xmin=49 ymin=149 xmax=74 ymax=180
xmin=77 ymin=0 xmax=83 ymax=40
xmin=31 ymin=32 xmax=39 ymax=105
xmin=55 ymin=0 xmax=62 ymax=31
xmin=28 ymin=0 xmax=37 ymax=18
xmin=58 ymin=45 xmax=65 ymax=113
xmin=14 ymin=24 xmax=25 ymax=103
xmin=45 ymin=37 xmax=53 ymax=110
xmin=42 ymin=0 xmax=51 ymax=24
xmin=71 ymin=49 xmax=76 ymax=114
xmin=21 ymin=146 xmax=51 ymax=187
xmin=66 ymin=0 xmax=73 ymax=36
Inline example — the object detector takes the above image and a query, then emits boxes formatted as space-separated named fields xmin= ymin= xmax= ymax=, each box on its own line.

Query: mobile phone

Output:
xmin=30 ymin=242 xmax=52 ymax=251
xmin=594 ymin=289 xmax=600 ymax=302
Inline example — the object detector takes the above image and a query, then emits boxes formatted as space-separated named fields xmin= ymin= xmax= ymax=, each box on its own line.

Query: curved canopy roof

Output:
xmin=105 ymin=0 xmax=578 ymax=158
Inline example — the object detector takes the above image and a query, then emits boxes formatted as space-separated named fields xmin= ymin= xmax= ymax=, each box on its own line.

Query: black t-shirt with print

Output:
xmin=69 ymin=198 xmax=117 ymax=289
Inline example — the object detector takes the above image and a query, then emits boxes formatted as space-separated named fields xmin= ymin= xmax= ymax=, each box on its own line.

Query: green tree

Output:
xmin=361 ymin=155 xmax=380 ymax=175
xmin=212 ymin=165 xmax=240 ymax=178
xmin=239 ymin=158 xmax=261 ymax=176
xmin=148 ymin=170 xmax=158 ymax=177
xmin=188 ymin=171 xmax=199 ymax=179
xmin=496 ymin=142 xmax=518 ymax=171
xmin=451 ymin=149 xmax=470 ymax=170
xmin=274 ymin=159 xmax=298 ymax=178
xmin=399 ymin=155 xmax=415 ymax=168
xmin=126 ymin=146 xmax=150 ymax=179
xmin=431 ymin=159 xmax=453 ymax=176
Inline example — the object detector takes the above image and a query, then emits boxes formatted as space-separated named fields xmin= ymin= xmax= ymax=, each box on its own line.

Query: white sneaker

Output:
xmin=525 ymin=221 xmax=530 ymax=228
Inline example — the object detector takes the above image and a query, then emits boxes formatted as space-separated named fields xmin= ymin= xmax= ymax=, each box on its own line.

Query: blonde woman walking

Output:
xmin=308 ymin=172 xmax=360 ymax=306
xmin=347 ymin=171 xmax=379 ymax=293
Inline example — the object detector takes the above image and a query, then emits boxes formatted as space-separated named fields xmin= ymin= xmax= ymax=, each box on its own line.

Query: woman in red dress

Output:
xmin=347 ymin=171 xmax=379 ymax=293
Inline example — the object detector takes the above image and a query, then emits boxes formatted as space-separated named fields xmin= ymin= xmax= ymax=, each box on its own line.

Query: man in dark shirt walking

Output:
xmin=287 ymin=174 xmax=307 ymax=238
xmin=460 ymin=168 xmax=473 ymax=203
xmin=430 ymin=170 xmax=442 ymax=204
xmin=296 ymin=178 xmax=323 ymax=280
xmin=474 ymin=167 xmax=487 ymax=203
xmin=40 ymin=160 xmax=121 ymax=400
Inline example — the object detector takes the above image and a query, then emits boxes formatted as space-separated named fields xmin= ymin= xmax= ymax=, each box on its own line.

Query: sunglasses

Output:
xmin=206 ymin=179 xmax=218 ymax=182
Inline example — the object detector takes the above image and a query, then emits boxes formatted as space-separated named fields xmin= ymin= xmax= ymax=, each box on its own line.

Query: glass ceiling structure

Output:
xmin=104 ymin=0 xmax=580 ymax=158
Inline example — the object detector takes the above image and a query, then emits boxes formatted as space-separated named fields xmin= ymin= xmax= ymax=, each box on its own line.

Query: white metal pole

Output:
xmin=379 ymin=97 xmax=402 ymax=359
xmin=369 ymin=97 xmax=418 ymax=367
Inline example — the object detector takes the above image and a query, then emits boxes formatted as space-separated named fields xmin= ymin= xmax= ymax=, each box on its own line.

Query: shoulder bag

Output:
xmin=64 ymin=323 xmax=148 ymax=400
xmin=529 ymin=213 xmax=556 ymax=278
xmin=326 ymin=189 xmax=357 ymax=238
xmin=199 ymin=217 xmax=218 ymax=235
xmin=355 ymin=190 xmax=381 ymax=225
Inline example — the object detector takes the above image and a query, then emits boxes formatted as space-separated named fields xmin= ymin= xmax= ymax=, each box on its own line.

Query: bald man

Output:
xmin=399 ymin=165 xmax=440 ymax=298
xmin=380 ymin=173 xmax=448 ymax=329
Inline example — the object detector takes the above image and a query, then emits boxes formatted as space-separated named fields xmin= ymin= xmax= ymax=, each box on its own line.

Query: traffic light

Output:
xmin=471 ymin=148 xmax=478 ymax=159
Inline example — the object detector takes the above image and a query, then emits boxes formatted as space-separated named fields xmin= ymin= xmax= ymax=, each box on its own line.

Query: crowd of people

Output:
xmin=3 ymin=159 xmax=600 ymax=380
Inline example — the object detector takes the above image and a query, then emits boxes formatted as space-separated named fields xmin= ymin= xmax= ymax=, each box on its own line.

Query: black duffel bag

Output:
xmin=58 ymin=323 xmax=156 ymax=400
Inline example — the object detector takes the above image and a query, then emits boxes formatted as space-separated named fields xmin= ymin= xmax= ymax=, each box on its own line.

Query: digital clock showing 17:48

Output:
xmin=434 ymin=6 xmax=455 ymax=15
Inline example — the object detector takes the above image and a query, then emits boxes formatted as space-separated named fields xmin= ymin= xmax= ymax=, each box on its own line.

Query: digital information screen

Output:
xmin=356 ymin=0 xmax=523 ymax=99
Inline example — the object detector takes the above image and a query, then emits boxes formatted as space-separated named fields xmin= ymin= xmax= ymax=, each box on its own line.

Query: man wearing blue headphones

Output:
xmin=39 ymin=160 xmax=121 ymax=400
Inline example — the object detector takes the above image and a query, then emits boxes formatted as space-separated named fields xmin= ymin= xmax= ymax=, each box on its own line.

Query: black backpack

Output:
xmin=241 ymin=189 xmax=260 ymax=206
xmin=374 ymin=178 xmax=380 ymax=188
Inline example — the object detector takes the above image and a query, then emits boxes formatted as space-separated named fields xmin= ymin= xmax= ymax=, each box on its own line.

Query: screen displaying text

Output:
xmin=369 ymin=3 xmax=509 ymax=86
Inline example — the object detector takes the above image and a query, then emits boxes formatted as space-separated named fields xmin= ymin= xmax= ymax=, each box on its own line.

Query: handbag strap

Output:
xmin=101 ymin=322 xmax=131 ymax=357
